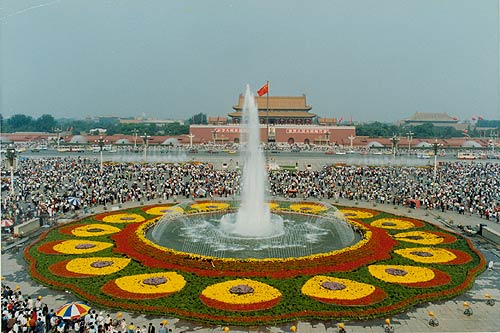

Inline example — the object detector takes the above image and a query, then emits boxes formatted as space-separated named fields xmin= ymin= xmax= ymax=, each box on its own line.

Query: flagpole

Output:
xmin=266 ymin=80 xmax=269 ymax=143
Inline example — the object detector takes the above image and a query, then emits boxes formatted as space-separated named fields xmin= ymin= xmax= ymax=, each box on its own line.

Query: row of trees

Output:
xmin=354 ymin=122 xmax=468 ymax=139
xmin=0 ymin=114 xmax=58 ymax=133
xmin=1 ymin=113 xmax=496 ymax=138
xmin=0 ymin=113 xmax=207 ymax=136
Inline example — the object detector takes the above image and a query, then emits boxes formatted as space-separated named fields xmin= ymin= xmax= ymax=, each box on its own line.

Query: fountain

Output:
xmin=219 ymin=85 xmax=284 ymax=238
xmin=149 ymin=85 xmax=357 ymax=259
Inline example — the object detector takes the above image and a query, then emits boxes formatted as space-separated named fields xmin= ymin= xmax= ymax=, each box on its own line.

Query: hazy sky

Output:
xmin=1 ymin=0 xmax=499 ymax=123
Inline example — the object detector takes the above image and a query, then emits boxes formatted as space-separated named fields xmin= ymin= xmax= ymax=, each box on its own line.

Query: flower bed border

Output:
xmin=24 ymin=203 xmax=486 ymax=326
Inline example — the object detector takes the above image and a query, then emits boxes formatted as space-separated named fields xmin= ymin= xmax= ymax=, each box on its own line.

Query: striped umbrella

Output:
xmin=67 ymin=197 xmax=81 ymax=206
xmin=55 ymin=301 xmax=91 ymax=319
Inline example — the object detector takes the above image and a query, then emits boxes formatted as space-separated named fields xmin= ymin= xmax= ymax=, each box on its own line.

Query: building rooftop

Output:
xmin=232 ymin=95 xmax=312 ymax=111
xmin=404 ymin=112 xmax=458 ymax=122
xmin=228 ymin=110 xmax=317 ymax=118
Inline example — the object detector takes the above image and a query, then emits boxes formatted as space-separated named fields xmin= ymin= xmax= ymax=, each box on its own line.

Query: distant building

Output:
xmin=402 ymin=112 xmax=461 ymax=128
xmin=119 ymin=117 xmax=184 ymax=126
xmin=190 ymin=94 xmax=355 ymax=145
xmin=229 ymin=95 xmax=315 ymax=125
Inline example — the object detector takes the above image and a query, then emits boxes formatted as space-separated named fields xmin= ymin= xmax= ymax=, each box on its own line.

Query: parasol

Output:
xmin=55 ymin=301 xmax=91 ymax=319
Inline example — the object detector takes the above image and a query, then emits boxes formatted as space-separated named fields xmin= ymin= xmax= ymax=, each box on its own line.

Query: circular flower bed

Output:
xmin=339 ymin=209 xmax=376 ymax=219
xmin=368 ymin=264 xmax=451 ymax=287
xmin=190 ymin=201 xmax=230 ymax=211
xmin=59 ymin=223 xmax=121 ymax=237
xmin=301 ymin=276 xmax=386 ymax=305
xmin=200 ymin=279 xmax=282 ymax=311
xmin=102 ymin=272 xmax=186 ymax=300
xmin=38 ymin=240 xmax=113 ymax=254
xmin=370 ymin=218 xmax=424 ymax=230
xmin=394 ymin=247 xmax=471 ymax=264
xmin=268 ymin=202 xmax=279 ymax=210
xmin=49 ymin=257 xmax=131 ymax=277
xmin=100 ymin=213 xmax=146 ymax=223
xmin=25 ymin=201 xmax=485 ymax=325
xmin=393 ymin=231 xmax=457 ymax=245
xmin=289 ymin=202 xmax=328 ymax=214
xmin=145 ymin=206 xmax=184 ymax=216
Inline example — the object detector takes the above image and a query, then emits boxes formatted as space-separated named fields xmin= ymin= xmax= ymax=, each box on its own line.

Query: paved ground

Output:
xmin=2 ymin=195 xmax=499 ymax=333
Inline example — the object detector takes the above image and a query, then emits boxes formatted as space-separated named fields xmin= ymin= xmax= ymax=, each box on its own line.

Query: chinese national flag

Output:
xmin=257 ymin=83 xmax=268 ymax=96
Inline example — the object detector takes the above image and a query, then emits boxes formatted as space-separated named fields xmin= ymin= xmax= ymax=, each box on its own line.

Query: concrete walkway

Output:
xmin=2 ymin=197 xmax=499 ymax=333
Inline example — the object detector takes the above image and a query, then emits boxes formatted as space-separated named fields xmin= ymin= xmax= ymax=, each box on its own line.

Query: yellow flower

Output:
xmin=71 ymin=224 xmax=121 ymax=237
xmin=65 ymin=257 xmax=131 ymax=276
xmin=113 ymin=272 xmax=186 ymax=294
xmin=190 ymin=202 xmax=230 ymax=211
xmin=394 ymin=231 xmax=445 ymax=245
xmin=289 ymin=203 xmax=327 ymax=214
xmin=340 ymin=209 xmax=374 ymax=219
xmin=301 ymin=276 xmax=375 ymax=300
xmin=368 ymin=265 xmax=435 ymax=284
xmin=394 ymin=247 xmax=457 ymax=264
xmin=268 ymin=202 xmax=279 ymax=210
xmin=200 ymin=279 xmax=281 ymax=305
xmin=371 ymin=218 xmax=415 ymax=230
xmin=102 ymin=214 xmax=146 ymax=223
xmin=53 ymin=240 xmax=113 ymax=254
xmin=145 ymin=206 xmax=184 ymax=216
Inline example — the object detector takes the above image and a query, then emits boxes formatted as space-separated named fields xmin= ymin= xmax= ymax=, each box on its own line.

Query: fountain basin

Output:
xmin=112 ymin=200 xmax=397 ymax=278
xmin=147 ymin=207 xmax=359 ymax=259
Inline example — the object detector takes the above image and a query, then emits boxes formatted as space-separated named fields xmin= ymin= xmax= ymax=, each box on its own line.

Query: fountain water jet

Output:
xmin=148 ymin=85 xmax=357 ymax=259
xmin=219 ymin=85 xmax=284 ymax=237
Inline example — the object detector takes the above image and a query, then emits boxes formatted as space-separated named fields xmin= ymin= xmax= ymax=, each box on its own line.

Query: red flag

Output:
xmin=257 ymin=83 xmax=268 ymax=96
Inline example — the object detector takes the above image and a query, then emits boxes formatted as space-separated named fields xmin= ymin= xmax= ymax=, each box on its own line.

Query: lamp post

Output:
xmin=187 ymin=133 xmax=195 ymax=148
xmin=95 ymin=136 xmax=107 ymax=173
xmin=54 ymin=128 xmax=62 ymax=148
xmin=431 ymin=139 xmax=441 ymax=185
xmin=391 ymin=134 xmax=400 ymax=160
xmin=141 ymin=133 xmax=151 ymax=160
xmin=491 ymin=131 xmax=498 ymax=155
xmin=406 ymin=131 xmax=414 ymax=156
xmin=131 ymin=129 xmax=139 ymax=150
xmin=348 ymin=135 xmax=356 ymax=151
xmin=211 ymin=129 xmax=217 ymax=145
xmin=5 ymin=144 xmax=17 ymax=195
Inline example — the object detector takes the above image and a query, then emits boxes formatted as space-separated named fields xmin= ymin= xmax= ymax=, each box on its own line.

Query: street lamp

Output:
xmin=211 ymin=129 xmax=217 ymax=145
xmin=5 ymin=144 xmax=17 ymax=195
xmin=187 ymin=133 xmax=195 ymax=148
xmin=348 ymin=135 xmax=356 ymax=150
xmin=491 ymin=131 xmax=498 ymax=155
xmin=141 ymin=133 xmax=151 ymax=159
xmin=54 ymin=128 xmax=62 ymax=148
xmin=406 ymin=131 xmax=414 ymax=156
xmin=431 ymin=139 xmax=442 ymax=185
xmin=95 ymin=136 xmax=107 ymax=173
xmin=131 ymin=129 xmax=139 ymax=150
xmin=391 ymin=134 xmax=400 ymax=160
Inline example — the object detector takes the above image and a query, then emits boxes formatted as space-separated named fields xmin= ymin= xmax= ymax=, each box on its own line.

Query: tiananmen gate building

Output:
xmin=190 ymin=94 xmax=355 ymax=145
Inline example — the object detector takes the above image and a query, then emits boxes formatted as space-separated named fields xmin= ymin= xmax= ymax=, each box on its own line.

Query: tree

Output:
xmin=35 ymin=114 xmax=58 ymax=132
xmin=6 ymin=114 xmax=34 ymax=132
xmin=189 ymin=113 xmax=208 ymax=125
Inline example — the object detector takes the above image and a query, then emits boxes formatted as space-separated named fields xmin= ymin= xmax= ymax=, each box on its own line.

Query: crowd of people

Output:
xmin=1 ymin=157 xmax=499 ymax=230
xmin=1 ymin=285 xmax=173 ymax=333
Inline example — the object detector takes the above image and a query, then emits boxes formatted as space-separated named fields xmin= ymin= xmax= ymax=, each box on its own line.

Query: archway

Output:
xmin=304 ymin=138 xmax=310 ymax=145
xmin=287 ymin=138 xmax=295 ymax=144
